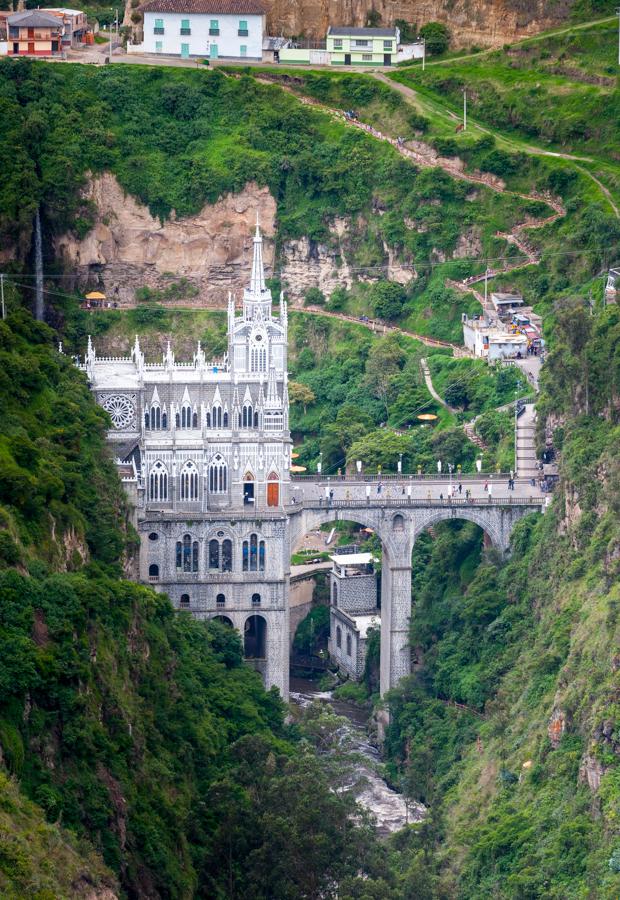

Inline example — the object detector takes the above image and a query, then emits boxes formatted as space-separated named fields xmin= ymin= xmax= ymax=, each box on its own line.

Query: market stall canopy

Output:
xmin=85 ymin=291 xmax=106 ymax=300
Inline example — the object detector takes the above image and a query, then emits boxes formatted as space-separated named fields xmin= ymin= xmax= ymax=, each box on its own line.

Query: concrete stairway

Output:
xmin=516 ymin=402 xmax=538 ymax=478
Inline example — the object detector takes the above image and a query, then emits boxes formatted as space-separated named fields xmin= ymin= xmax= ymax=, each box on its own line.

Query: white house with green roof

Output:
xmin=129 ymin=0 xmax=265 ymax=60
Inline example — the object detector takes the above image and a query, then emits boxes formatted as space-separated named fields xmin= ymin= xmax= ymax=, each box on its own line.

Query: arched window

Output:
xmin=238 ymin=412 xmax=242 ymax=428
xmin=175 ymin=412 xmax=180 ymax=428
xmin=243 ymin=405 xmax=253 ymax=428
xmin=180 ymin=461 xmax=199 ymax=501
xmin=149 ymin=564 xmax=159 ymax=579
xmin=242 ymin=534 xmax=264 ymax=573
xmin=332 ymin=582 xmax=338 ymax=605
xmin=393 ymin=514 xmax=405 ymax=532
xmin=223 ymin=411 xmax=229 ymax=428
xmin=149 ymin=462 xmax=168 ymax=501
xmin=209 ymin=539 xmax=220 ymax=570
xmin=212 ymin=406 xmax=222 ymax=428
xmin=206 ymin=411 xmax=211 ymax=428
xmin=253 ymin=411 xmax=259 ymax=428
xmin=250 ymin=345 xmax=267 ymax=373
xmin=144 ymin=411 xmax=150 ymax=429
xmin=180 ymin=594 xmax=190 ymax=608
xmin=162 ymin=411 xmax=167 ymax=429
xmin=259 ymin=540 xmax=265 ymax=572
xmin=336 ymin=626 xmax=342 ymax=649
xmin=152 ymin=406 xmax=161 ymax=429
xmin=222 ymin=539 xmax=232 ymax=572
xmin=208 ymin=455 xmax=227 ymax=493
xmin=181 ymin=405 xmax=191 ymax=429
xmin=252 ymin=593 xmax=261 ymax=607
xmin=216 ymin=593 xmax=225 ymax=607
xmin=192 ymin=411 xmax=198 ymax=428
xmin=346 ymin=634 xmax=352 ymax=656
xmin=177 ymin=533 xmax=196 ymax=573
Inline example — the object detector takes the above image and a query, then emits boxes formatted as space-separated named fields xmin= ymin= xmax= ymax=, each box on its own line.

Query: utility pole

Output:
xmin=422 ymin=37 xmax=425 ymax=71
xmin=617 ymin=8 xmax=620 ymax=66
xmin=0 ymin=274 xmax=5 ymax=321
xmin=463 ymin=89 xmax=467 ymax=131
xmin=484 ymin=266 xmax=488 ymax=307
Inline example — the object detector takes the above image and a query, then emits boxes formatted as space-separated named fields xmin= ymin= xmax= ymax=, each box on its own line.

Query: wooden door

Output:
xmin=267 ymin=481 xmax=279 ymax=507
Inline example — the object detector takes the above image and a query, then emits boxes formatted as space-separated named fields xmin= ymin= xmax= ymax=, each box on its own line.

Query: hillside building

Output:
xmin=462 ymin=313 xmax=527 ymax=361
xmin=328 ymin=552 xmax=379 ymax=680
xmin=42 ymin=8 xmax=88 ymax=48
xmin=130 ymin=0 xmax=265 ymax=60
xmin=279 ymin=25 xmax=423 ymax=67
xmin=605 ymin=267 xmax=619 ymax=304
xmin=78 ymin=223 xmax=292 ymax=696
xmin=7 ymin=10 xmax=64 ymax=56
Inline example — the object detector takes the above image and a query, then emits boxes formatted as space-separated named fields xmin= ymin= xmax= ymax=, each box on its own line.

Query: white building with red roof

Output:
xmin=130 ymin=0 xmax=265 ymax=60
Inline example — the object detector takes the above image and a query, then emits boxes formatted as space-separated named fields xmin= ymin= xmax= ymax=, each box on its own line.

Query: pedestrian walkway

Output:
xmin=516 ymin=402 xmax=538 ymax=478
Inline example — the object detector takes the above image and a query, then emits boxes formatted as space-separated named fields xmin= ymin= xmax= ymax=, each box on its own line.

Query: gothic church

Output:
xmin=80 ymin=224 xmax=292 ymax=696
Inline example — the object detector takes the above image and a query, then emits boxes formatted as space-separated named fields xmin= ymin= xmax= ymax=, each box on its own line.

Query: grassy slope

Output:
xmin=389 ymin=19 xmax=620 ymax=209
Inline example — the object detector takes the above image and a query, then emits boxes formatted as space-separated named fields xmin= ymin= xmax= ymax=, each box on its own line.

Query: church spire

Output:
xmin=250 ymin=214 xmax=266 ymax=296
xmin=243 ymin=218 xmax=272 ymax=321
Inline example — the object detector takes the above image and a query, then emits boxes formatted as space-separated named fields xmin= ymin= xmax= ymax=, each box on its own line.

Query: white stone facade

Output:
xmin=132 ymin=2 xmax=264 ymax=60
xmin=81 ymin=224 xmax=291 ymax=696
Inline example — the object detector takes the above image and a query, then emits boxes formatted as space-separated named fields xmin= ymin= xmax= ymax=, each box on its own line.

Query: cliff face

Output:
xmin=55 ymin=175 xmax=278 ymax=307
xmin=265 ymin=0 xmax=574 ymax=47
xmin=55 ymin=174 xmax=400 ymax=306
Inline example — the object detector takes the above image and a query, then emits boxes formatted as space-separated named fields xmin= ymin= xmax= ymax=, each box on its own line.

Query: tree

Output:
xmin=370 ymin=281 xmax=407 ymax=321
xmin=364 ymin=334 xmax=406 ymax=413
xmin=288 ymin=381 xmax=316 ymax=414
xmin=326 ymin=286 xmax=348 ymax=311
xmin=303 ymin=287 xmax=325 ymax=307
xmin=419 ymin=22 xmax=450 ymax=56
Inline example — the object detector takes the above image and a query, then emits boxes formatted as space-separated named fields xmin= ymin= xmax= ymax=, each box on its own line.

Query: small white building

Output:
xmin=328 ymin=551 xmax=379 ymax=680
xmin=605 ymin=267 xmax=619 ymax=304
xmin=132 ymin=0 xmax=265 ymax=60
xmin=462 ymin=314 xmax=527 ymax=361
xmin=490 ymin=291 xmax=524 ymax=317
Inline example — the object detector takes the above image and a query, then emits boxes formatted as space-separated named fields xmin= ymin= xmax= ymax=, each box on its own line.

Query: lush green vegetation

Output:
xmin=0 ymin=311 xmax=398 ymax=898
xmin=390 ymin=19 xmax=620 ymax=207
xmin=384 ymin=302 xmax=620 ymax=897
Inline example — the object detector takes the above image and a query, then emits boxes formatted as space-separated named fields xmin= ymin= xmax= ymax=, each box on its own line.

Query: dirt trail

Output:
xmin=300 ymin=305 xmax=462 ymax=351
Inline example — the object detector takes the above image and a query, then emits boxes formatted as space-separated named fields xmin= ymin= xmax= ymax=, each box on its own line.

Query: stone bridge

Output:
xmin=287 ymin=479 xmax=545 ymax=697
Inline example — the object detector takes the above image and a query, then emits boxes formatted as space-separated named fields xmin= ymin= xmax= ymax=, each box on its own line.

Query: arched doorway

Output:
xmin=267 ymin=472 xmax=280 ymax=507
xmin=212 ymin=614 xmax=233 ymax=627
xmin=243 ymin=472 xmax=255 ymax=506
xmin=244 ymin=614 xmax=267 ymax=659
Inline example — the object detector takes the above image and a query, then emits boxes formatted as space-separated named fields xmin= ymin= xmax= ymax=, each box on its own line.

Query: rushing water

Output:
xmin=290 ymin=678 xmax=425 ymax=836
xmin=34 ymin=209 xmax=44 ymax=322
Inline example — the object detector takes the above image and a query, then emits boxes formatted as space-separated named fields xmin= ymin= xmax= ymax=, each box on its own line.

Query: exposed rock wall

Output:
xmin=54 ymin=175 xmax=278 ymax=307
xmin=265 ymin=0 xmax=574 ymax=48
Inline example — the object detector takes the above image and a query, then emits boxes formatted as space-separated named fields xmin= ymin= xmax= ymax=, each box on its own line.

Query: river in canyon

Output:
xmin=290 ymin=678 xmax=425 ymax=836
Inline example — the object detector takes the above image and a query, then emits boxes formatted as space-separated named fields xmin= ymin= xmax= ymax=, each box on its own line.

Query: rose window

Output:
xmin=101 ymin=394 xmax=135 ymax=429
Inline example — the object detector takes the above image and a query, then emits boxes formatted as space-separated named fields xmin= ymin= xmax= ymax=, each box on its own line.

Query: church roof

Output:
xmin=141 ymin=0 xmax=266 ymax=14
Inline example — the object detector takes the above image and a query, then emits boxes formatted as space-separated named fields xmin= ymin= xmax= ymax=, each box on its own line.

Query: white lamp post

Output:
xmin=476 ymin=458 xmax=482 ymax=474
xmin=398 ymin=452 xmax=403 ymax=475
xmin=356 ymin=459 xmax=362 ymax=475
xmin=437 ymin=460 xmax=442 ymax=474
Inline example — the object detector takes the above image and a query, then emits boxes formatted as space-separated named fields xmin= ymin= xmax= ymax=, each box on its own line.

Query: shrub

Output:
xmin=370 ymin=281 xmax=407 ymax=320
xmin=419 ymin=22 xmax=450 ymax=56
xmin=303 ymin=287 xmax=326 ymax=307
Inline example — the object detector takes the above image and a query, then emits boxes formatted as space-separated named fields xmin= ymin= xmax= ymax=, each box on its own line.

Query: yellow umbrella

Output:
xmin=85 ymin=291 xmax=106 ymax=300
xmin=291 ymin=451 xmax=300 ymax=459
xmin=418 ymin=413 xmax=438 ymax=421
xmin=290 ymin=464 xmax=307 ymax=473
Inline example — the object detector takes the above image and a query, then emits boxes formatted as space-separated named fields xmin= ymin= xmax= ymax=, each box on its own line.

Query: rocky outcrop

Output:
xmin=54 ymin=175 xmax=278 ymax=307
xmin=264 ymin=0 xmax=575 ymax=49
xmin=548 ymin=707 xmax=567 ymax=748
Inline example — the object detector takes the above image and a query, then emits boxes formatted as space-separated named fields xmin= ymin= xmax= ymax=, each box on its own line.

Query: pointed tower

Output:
xmin=243 ymin=218 xmax=272 ymax=322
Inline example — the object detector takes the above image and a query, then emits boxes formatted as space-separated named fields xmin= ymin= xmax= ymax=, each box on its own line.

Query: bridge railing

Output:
xmin=291 ymin=472 xmax=514 ymax=482
xmin=299 ymin=497 xmax=545 ymax=509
